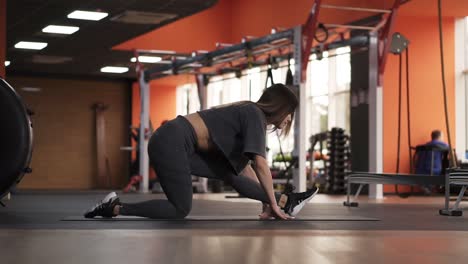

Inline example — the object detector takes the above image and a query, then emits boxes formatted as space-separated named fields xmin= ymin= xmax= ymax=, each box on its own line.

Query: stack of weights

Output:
xmin=325 ymin=127 xmax=351 ymax=194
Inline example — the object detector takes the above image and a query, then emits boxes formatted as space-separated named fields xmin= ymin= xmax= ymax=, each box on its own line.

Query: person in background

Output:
xmin=416 ymin=130 xmax=449 ymax=176
xmin=415 ymin=129 xmax=449 ymax=194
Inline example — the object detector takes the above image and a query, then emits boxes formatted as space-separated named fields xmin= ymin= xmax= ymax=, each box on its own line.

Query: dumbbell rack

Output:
xmin=325 ymin=128 xmax=351 ymax=194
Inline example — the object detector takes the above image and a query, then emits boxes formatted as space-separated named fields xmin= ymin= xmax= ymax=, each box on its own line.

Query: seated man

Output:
xmin=415 ymin=130 xmax=449 ymax=176
xmin=415 ymin=130 xmax=450 ymax=195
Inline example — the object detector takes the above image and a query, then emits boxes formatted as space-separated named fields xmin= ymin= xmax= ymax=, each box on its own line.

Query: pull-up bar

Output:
xmin=134 ymin=49 xmax=177 ymax=55
xmin=324 ymin=24 xmax=376 ymax=31
xmin=142 ymin=33 xmax=368 ymax=80
xmin=144 ymin=29 xmax=294 ymax=81
xmin=321 ymin=4 xmax=392 ymax=14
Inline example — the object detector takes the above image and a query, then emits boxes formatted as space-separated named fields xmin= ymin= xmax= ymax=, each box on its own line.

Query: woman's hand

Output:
xmin=259 ymin=203 xmax=294 ymax=220
xmin=270 ymin=204 xmax=294 ymax=220
xmin=259 ymin=203 xmax=274 ymax=220
xmin=251 ymin=155 xmax=293 ymax=220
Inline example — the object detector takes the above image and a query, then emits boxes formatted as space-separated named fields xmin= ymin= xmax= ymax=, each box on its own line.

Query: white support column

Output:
xmin=139 ymin=73 xmax=150 ymax=193
xmin=328 ymin=53 xmax=337 ymax=130
xmin=194 ymin=74 xmax=208 ymax=193
xmin=455 ymin=18 xmax=467 ymax=161
xmin=368 ymin=32 xmax=383 ymax=199
xmin=197 ymin=74 xmax=208 ymax=110
xmin=293 ymin=26 xmax=307 ymax=192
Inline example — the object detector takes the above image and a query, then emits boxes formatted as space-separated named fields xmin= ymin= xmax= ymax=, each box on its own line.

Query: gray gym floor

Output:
xmin=1 ymin=191 xmax=467 ymax=263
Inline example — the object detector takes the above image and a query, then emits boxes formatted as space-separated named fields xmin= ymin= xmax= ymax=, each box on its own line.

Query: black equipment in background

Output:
xmin=0 ymin=78 xmax=34 ymax=205
xmin=325 ymin=128 xmax=351 ymax=193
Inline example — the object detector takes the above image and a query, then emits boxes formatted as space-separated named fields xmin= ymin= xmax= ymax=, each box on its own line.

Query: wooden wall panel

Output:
xmin=6 ymin=76 xmax=131 ymax=190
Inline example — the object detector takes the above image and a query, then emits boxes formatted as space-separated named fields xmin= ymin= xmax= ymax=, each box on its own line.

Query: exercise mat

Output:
xmin=63 ymin=215 xmax=379 ymax=221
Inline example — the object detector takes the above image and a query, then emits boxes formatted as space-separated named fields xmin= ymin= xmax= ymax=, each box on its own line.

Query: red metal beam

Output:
xmin=378 ymin=0 xmax=410 ymax=85
xmin=301 ymin=0 xmax=322 ymax=82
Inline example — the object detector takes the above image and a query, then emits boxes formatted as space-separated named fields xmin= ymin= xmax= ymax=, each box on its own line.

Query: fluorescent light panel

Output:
xmin=42 ymin=25 xmax=79 ymax=35
xmin=14 ymin=41 xmax=48 ymax=50
xmin=21 ymin=87 xmax=42 ymax=93
xmin=100 ymin=66 xmax=129 ymax=73
xmin=5 ymin=61 xmax=10 ymax=67
xmin=67 ymin=10 xmax=108 ymax=21
xmin=130 ymin=56 xmax=162 ymax=63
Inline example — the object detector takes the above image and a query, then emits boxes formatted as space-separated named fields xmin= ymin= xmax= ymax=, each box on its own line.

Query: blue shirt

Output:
xmin=415 ymin=140 xmax=449 ymax=175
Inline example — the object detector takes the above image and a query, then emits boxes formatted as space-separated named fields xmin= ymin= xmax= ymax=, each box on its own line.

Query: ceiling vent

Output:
xmin=111 ymin=10 xmax=177 ymax=24
xmin=32 ymin=55 xmax=73 ymax=64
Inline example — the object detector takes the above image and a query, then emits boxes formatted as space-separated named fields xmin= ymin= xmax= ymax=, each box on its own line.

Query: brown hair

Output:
xmin=431 ymin=130 xmax=442 ymax=140
xmin=255 ymin=83 xmax=298 ymax=136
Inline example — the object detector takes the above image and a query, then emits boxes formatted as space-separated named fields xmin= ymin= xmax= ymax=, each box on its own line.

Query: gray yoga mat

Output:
xmin=62 ymin=215 xmax=380 ymax=221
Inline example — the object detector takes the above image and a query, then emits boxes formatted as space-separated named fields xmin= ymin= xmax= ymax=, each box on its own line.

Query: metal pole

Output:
xmin=194 ymin=74 xmax=208 ymax=193
xmin=453 ymin=185 xmax=467 ymax=210
xmin=293 ymin=26 xmax=307 ymax=192
xmin=444 ymin=171 xmax=450 ymax=210
xmin=135 ymin=49 xmax=176 ymax=54
xmin=368 ymin=32 xmax=384 ymax=199
xmin=196 ymin=74 xmax=208 ymax=110
xmin=321 ymin=4 xmax=391 ymax=14
xmin=144 ymin=29 xmax=294 ymax=79
xmin=346 ymin=181 xmax=351 ymax=205
xmin=138 ymin=72 xmax=150 ymax=193
xmin=309 ymin=146 xmax=315 ymax=187
xmin=378 ymin=0 xmax=405 ymax=82
xmin=323 ymin=24 xmax=375 ymax=31
xmin=301 ymin=0 xmax=322 ymax=81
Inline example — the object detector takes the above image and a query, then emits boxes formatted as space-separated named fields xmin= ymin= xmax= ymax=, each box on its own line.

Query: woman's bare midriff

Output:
xmin=184 ymin=113 xmax=214 ymax=152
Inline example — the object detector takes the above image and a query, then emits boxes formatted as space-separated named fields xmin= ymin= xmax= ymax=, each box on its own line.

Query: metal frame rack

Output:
xmin=134 ymin=0 xmax=410 ymax=193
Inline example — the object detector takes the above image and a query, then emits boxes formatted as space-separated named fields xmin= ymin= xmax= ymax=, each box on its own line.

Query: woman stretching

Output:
xmin=84 ymin=83 xmax=318 ymax=220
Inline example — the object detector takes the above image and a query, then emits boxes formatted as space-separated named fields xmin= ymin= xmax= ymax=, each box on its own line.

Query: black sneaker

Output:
xmin=84 ymin=192 xmax=120 ymax=218
xmin=281 ymin=187 xmax=319 ymax=217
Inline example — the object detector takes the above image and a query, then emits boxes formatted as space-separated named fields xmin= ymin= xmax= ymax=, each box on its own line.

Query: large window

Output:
xmin=455 ymin=17 xmax=468 ymax=160
xmin=175 ymin=46 xmax=352 ymax=164
xmin=307 ymin=47 xmax=351 ymax=141
xmin=176 ymin=83 xmax=199 ymax=115
xmin=207 ymin=74 xmax=243 ymax=107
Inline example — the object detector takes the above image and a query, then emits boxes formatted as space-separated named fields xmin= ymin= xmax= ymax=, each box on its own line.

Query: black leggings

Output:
xmin=119 ymin=116 xmax=278 ymax=219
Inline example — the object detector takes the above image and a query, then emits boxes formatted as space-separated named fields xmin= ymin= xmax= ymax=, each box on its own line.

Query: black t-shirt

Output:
xmin=197 ymin=101 xmax=267 ymax=174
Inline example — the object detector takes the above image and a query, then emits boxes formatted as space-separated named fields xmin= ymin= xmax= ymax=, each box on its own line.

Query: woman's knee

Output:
xmin=174 ymin=201 xmax=192 ymax=218
xmin=166 ymin=191 xmax=193 ymax=218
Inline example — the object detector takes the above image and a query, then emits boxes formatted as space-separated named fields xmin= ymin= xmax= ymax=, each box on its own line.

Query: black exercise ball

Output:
xmin=0 ymin=78 xmax=33 ymax=199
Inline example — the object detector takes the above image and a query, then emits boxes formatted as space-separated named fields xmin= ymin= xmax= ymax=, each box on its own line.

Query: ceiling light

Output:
xmin=42 ymin=25 xmax=79 ymax=35
xmin=130 ymin=56 xmax=162 ymax=63
xmin=14 ymin=41 xmax=48 ymax=50
xmin=110 ymin=11 xmax=177 ymax=25
xmin=32 ymin=55 xmax=73 ymax=64
xmin=67 ymin=10 xmax=108 ymax=21
xmin=5 ymin=61 xmax=10 ymax=67
xmin=100 ymin=66 xmax=129 ymax=73
xmin=21 ymin=87 xmax=42 ymax=93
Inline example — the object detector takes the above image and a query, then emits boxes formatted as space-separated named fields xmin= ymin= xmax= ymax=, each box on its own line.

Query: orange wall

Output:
xmin=230 ymin=0 xmax=389 ymax=42
xmin=382 ymin=16 xmax=455 ymax=192
xmin=116 ymin=0 xmax=232 ymax=127
xmin=0 ymin=0 xmax=6 ymax=78
xmin=114 ymin=0 xmax=232 ymax=53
